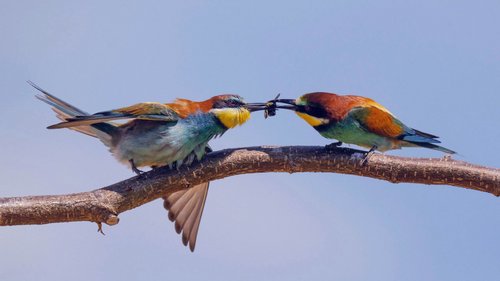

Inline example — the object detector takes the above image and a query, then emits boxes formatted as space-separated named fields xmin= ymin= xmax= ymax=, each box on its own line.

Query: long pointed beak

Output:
xmin=246 ymin=102 xmax=269 ymax=112
xmin=272 ymin=99 xmax=298 ymax=111
xmin=274 ymin=99 xmax=296 ymax=105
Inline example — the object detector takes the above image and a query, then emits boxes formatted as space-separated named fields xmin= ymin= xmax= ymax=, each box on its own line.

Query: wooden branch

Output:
xmin=1 ymin=146 xmax=499 ymax=227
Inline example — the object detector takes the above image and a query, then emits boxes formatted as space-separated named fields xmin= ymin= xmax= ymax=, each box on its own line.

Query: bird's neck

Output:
xmin=167 ymin=99 xmax=212 ymax=118
xmin=210 ymin=108 xmax=251 ymax=129
xmin=167 ymin=99 xmax=251 ymax=129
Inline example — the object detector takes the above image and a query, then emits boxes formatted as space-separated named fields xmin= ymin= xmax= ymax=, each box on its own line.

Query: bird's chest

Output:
xmin=317 ymin=117 xmax=392 ymax=150
xmin=114 ymin=116 xmax=224 ymax=167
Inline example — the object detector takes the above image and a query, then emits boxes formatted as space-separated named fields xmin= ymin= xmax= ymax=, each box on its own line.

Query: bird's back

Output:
xmin=301 ymin=92 xmax=394 ymax=122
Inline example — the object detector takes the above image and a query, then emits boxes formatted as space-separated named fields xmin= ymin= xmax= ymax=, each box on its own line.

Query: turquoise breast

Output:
xmin=114 ymin=112 xmax=227 ymax=167
xmin=315 ymin=116 xmax=395 ymax=151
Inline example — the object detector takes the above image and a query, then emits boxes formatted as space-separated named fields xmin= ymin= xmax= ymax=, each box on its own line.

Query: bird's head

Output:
xmin=271 ymin=93 xmax=334 ymax=127
xmin=208 ymin=95 xmax=268 ymax=129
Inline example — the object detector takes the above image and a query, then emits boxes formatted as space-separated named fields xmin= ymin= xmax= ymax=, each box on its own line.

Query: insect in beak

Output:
xmin=263 ymin=94 xmax=298 ymax=118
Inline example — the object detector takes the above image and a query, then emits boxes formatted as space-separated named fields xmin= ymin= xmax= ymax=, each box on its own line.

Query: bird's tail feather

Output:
xmin=163 ymin=182 xmax=209 ymax=252
xmin=413 ymin=129 xmax=438 ymax=139
xmin=407 ymin=141 xmax=456 ymax=154
xmin=400 ymin=128 xmax=440 ymax=144
xmin=29 ymin=81 xmax=117 ymax=147
xmin=401 ymin=127 xmax=455 ymax=154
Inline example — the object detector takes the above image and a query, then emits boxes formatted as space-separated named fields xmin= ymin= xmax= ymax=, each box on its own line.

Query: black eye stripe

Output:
xmin=213 ymin=98 xmax=244 ymax=108
xmin=299 ymin=103 xmax=327 ymax=118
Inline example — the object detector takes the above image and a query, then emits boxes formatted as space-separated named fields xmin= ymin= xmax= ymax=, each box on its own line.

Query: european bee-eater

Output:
xmin=29 ymin=81 xmax=267 ymax=251
xmin=271 ymin=92 xmax=455 ymax=154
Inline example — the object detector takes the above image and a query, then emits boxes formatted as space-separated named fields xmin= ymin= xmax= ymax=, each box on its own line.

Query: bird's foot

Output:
xmin=132 ymin=166 xmax=144 ymax=175
xmin=325 ymin=141 xmax=343 ymax=150
xmin=360 ymin=146 xmax=377 ymax=166
xmin=129 ymin=159 xmax=144 ymax=176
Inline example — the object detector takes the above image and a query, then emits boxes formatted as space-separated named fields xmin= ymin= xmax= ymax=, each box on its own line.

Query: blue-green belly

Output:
xmin=114 ymin=113 xmax=226 ymax=167
xmin=317 ymin=116 xmax=396 ymax=151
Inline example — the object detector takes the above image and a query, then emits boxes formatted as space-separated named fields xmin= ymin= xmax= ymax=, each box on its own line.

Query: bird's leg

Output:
xmin=325 ymin=141 xmax=343 ymax=150
xmin=360 ymin=145 xmax=377 ymax=166
xmin=129 ymin=159 xmax=144 ymax=175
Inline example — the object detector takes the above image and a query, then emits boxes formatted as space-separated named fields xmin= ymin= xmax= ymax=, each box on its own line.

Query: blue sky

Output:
xmin=1 ymin=1 xmax=499 ymax=280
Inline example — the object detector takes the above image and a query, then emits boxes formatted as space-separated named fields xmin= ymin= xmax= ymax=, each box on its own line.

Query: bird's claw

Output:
xmin=129 ymin=159 xmax=144 ymax=175
xmin=360 ymin=146 xmax=377 ymax=166
xmin=325 ymin=141 xmax=343 ymax=150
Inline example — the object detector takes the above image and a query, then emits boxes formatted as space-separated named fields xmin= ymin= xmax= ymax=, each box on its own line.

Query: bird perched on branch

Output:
xmin=29 ymin=81 xmax=268 ymax=251
xmin=269 ymin=92 xmax=455 ymax=155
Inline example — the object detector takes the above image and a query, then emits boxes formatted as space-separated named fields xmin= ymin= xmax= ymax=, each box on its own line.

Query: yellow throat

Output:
xmin=212 ymin=108 xmax=251 ymax=128
xmin=295 ymin=112 xmax=328 ymax=127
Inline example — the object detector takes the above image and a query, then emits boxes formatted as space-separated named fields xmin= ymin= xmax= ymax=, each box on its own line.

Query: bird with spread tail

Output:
xmin=29 ymin=81 xmax=268 ymax=251
xmin=268 ymin=92 xmax=455 ymax=154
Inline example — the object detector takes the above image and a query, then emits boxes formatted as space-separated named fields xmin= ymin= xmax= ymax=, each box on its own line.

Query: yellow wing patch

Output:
xmin=361 ymin=98 xmax=393 ymax=115
xmin=212 ymin=108 xmax=251 ymax=128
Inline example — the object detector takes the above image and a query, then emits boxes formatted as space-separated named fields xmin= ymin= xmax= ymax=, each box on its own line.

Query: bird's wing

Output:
xmin=349 ymin=104 xmax=442 ymax=144
xmin=48 ymin=102 xmax=179 ymax=129
xmin=349 ymin=104 xmax=407 ymax=138
xmin=163 ymin=182 xmax=209 ymax=252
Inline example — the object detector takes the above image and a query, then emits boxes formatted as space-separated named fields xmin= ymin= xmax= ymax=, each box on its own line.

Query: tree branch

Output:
xmin=1 ymin=146 xmax=499 ymax=227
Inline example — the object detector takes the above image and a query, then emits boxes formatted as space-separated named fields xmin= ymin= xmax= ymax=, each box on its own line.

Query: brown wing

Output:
xmin=48 ymin=102 xmax=179 ymax=129
xmin=349 ymin=105 xmax=405 ymax=138
xmin=113 ymin=102 xmax=177 ymax=117
xmin=163 ymin=182 xmax=210 ymax=252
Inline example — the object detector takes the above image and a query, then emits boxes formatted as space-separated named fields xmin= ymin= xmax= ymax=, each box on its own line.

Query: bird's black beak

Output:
xmin=272 ymin=99 xmax=297 ymax=110
xmin=246 ymin=103 xmax=269 ymax=112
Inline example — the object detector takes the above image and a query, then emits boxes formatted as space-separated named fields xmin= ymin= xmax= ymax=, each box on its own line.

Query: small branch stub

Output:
xmin=105 ymin=215 xmax=119 ymax=226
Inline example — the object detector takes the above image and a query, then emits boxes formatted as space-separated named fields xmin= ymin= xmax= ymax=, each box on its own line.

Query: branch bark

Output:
xmin=1 ymin=146 xmax=499 ymax=227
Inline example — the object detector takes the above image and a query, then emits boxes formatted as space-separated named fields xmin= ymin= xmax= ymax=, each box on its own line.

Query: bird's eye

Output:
xmin=305 ymin=104 xmax=327 ymax=118
xmin=227 ymin=99 xmax=241 ymax=107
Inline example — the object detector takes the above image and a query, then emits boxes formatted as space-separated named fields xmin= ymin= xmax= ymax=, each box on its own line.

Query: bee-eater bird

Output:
xmin=29 ymin=81 xmax=267 ymax=251
xmin=271 ymin=92 xmax=455 ymax=154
